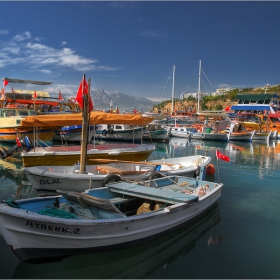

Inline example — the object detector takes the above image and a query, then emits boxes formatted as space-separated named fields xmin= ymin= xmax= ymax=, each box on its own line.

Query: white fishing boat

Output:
xmin=0 ymin=174 xmax=223 ymax=262
xmin=12 ymin=203 xmax=220 ymax=278
xmin=53 ymin=124 xmax=94 ymax=142
xmin=22 ymin=155 xmax=211 ymax=193
xmin=170 ymin=126 xmax=196 ymax=139
xmin=94 ymin=124 xmax=144 ymax=142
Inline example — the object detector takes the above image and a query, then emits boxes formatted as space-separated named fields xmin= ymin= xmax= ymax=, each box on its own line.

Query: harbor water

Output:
xmin=1 ymin=138 xmax=280 ymax=279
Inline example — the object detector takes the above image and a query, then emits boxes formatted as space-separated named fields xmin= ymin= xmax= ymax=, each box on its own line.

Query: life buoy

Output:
xmin=102 ymin=129 xmax=107 ymax=136
xmin=70 ymin=98 xmax=76 ymax=103
xmin=102 ymin=174 xmax=121 ymax=187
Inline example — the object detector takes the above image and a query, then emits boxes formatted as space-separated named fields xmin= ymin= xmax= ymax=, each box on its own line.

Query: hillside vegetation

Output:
xmin=152 ymin=85 xmax=280 ymax=114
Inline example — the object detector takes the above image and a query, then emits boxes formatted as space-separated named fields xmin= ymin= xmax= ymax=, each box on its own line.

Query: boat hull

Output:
xmin=0 ymin=183 xmax=222 ymax=262
xmin=0 ymin=127 xmax=56 ymax=143
xmin=95 ymin=128 xmax=144 ymax=142
xmin=190 ymin=132 xmax=228 ymax=141
xmin=21 ymin=144 xmax=155 ymax=167
xmin=228 ymin=132 xmax=253 ymax=141
xmin=143 ymin=129 xmax=170 ymax=142
xmin=22 ymin=155 xmax=211 ymax=192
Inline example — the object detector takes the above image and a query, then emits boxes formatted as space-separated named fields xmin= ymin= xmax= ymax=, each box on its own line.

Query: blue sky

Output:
xmin=1 ymin=1 xmax=280 ymax=100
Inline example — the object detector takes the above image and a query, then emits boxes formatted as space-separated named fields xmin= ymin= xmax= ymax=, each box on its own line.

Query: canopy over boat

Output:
xmin=20 ymin=112 xmax=154 ymax=127
xmin=2 ymin=77 xmax=52 ymax=85
xmin=231 ymin=105 xmax=271 ymax=111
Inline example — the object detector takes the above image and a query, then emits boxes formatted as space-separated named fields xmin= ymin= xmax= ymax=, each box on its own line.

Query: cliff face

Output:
xmin=153 ymin=100 xmax=238 ymax=114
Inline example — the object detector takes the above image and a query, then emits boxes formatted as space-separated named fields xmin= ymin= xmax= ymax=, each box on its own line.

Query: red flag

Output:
xmin=75 ymin=75 xmax=93 ymax=111
xmin=58 ymin=90 xmax=63 ymax=101
xmin=16 ymin=137 xmax=22 ymax=147
xmin=216 ymin=150 xmax=230 ymax=162
xmin=116 ymin=106 xmax=120 ymax=114
xmin=3 ymin=79 xmax=8 ymax=87
xmin=133 ymin=109 xmax=138 ymax=114
xmin=225 ymin=106 xmax=230 ymax=112
xmin=33 ymin=90 xmax=37 ymax=99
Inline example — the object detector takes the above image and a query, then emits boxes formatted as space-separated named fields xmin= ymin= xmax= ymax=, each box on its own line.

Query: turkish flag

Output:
xmin=216 ymin=150 xmax=230 ymax=162
xmin=75 ymin=75 xmax=93 ymax=111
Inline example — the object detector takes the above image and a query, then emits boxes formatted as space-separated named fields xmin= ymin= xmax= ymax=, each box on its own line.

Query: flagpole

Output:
xmin=216 ymin=149 xmax=221 ymax=183
xmin=79 ymin=73 xmax=89 ymax=174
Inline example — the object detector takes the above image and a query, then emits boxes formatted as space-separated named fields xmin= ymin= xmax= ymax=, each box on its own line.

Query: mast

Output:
xmin=171 ymin=65 xmax=175 ymax=113
xmin=79 ymin=74 xmax=91 ymax=173
xmin=197 ymin=60 xmax=201 ymax=114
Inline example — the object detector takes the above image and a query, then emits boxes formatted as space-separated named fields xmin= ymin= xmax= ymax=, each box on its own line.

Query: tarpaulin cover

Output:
xmin=20 ymin=112 xmax=154 ymax=127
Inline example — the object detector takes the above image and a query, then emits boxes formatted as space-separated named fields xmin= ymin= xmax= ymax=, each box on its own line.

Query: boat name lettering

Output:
xmin=26 ymin=221 xmax=80 ymax=234
xmin=39 ymin=179 xmax=63 ymax=185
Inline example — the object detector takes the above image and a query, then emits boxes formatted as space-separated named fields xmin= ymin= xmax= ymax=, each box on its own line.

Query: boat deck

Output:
xmin=108 ymin=180 xmax=199 ymax=204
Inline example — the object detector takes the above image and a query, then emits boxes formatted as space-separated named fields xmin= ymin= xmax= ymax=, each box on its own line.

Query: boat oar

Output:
xmin=89 ymin=158 xmax=175 ymax=166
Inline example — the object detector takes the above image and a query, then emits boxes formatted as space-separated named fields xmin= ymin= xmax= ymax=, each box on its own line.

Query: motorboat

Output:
xmin=0 ymin=174 xmax=223 ymax=262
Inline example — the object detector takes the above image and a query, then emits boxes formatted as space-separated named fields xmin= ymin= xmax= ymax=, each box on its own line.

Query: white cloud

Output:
xmin=0 ymin=30 xmax=9 ymax=35
xmin=0 ymin=31 xmax=118 ymax=74
xmin=13 ymin=31 xmax=31 ymax=42
xmin=61 ymin=41 xmax=67 ymax=46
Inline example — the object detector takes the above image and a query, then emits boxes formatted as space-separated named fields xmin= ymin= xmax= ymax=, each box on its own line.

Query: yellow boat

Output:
xmin=19 ymin=112 xmax=155 ymax=167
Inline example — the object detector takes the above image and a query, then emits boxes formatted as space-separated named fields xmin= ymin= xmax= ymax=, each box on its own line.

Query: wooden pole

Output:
xmin=79 ymin=75 xmax=90 ymax=173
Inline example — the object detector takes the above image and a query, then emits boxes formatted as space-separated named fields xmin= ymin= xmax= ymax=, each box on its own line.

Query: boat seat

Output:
xmin=96 ymin=165 xmax=148 ymax=175
xmin=108 ymin=181 xmax=199 ymax=204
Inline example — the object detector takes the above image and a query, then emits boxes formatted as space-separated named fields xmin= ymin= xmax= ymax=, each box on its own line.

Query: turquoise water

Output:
xmin=1 ymin=138 xmax=280 ymax=279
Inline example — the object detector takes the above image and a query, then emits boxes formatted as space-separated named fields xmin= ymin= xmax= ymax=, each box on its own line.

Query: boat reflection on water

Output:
xmin=13 ymin=204 xmax=221 ymax=279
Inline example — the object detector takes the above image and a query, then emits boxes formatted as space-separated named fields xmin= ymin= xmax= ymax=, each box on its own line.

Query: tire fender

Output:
xmin=102 ymin=174 xmax=121 ymax=187
xmin=148 ymin=171 xmax=164 ymax=180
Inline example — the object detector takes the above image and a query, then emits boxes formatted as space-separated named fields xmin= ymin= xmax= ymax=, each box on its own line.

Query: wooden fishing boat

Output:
xmin=0 ymin=174 xmax=223 ymax=262
xmin=190 ymin=132 xmax=228 ymax=141
xmin=0 ymin=77 xmax=81 ymax=143
xmin=223 ymin=121 xmax=255 ymax=142
xmin=190 ymin=119 xmax=230 ymax=141
xmin=22 ymin=155 xmax=211 ymax=193
xmin=19 ymin=112 xmax=155 ymax=167
xmin=0 ymin=108 xmax=57 ymax=143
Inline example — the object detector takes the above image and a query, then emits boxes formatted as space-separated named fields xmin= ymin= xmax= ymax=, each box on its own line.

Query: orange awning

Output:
xmin=20 ymin=112 xmax=154 ymax=127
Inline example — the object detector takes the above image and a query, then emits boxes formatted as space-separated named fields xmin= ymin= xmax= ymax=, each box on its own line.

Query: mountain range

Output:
xmin=57 ymin=87 xmax=156 ymax=113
